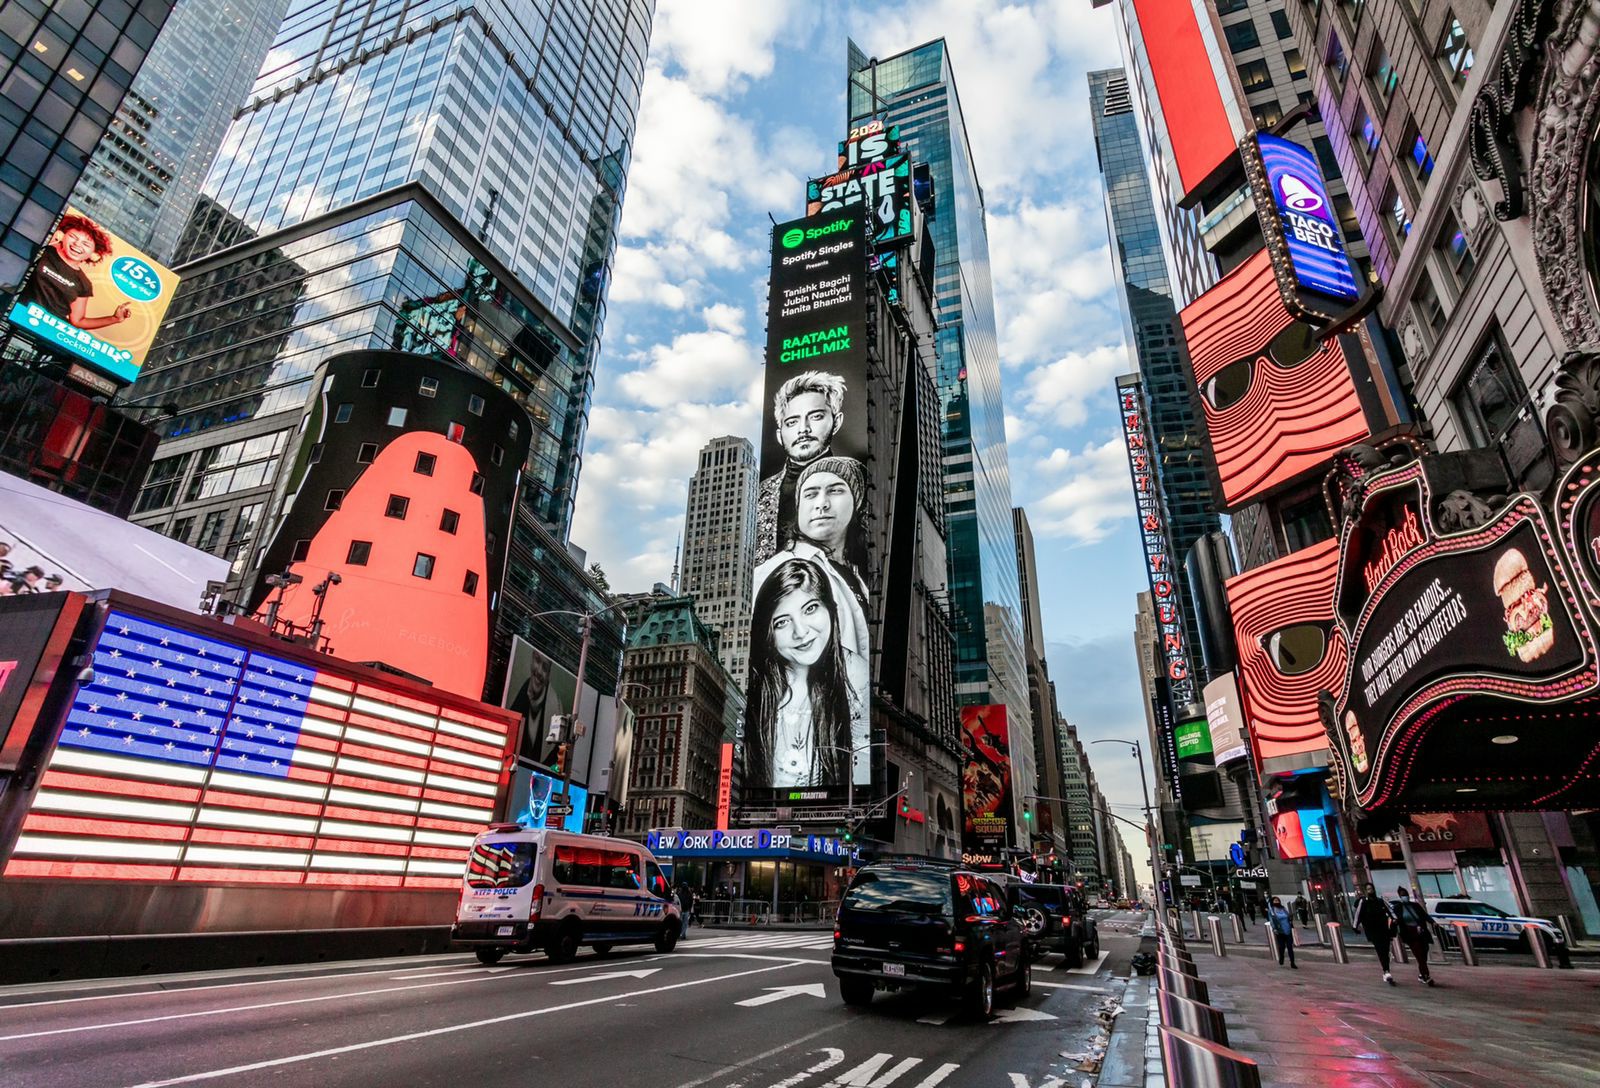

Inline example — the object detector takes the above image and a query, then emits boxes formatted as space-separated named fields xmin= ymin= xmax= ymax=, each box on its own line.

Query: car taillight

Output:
xmin=530 ymin=883 xmax=545 ymax=919
xmin=833 ymin=928 xmax=841 ymax=941
xmin=953 ymin=940 xmax=966 ymax=953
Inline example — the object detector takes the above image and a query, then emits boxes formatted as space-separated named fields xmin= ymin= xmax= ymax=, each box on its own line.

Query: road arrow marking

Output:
xmin=1066 ymin=951 xmax=1109 ymax=975
xmin=989 ymin=1006 xmax=1059 ymax=1025
xmin=548 ymin=968 xmax=661 ymax=986
xmin=736 ymin=983 xmax=828 ymax=1007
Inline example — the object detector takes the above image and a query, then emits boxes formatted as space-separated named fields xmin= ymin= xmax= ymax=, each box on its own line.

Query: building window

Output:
xmin=1353 ymin=101 xmax=1379 ymax=161
xmin=1217 ymin=0 xmax=1249 ymax=12
xmin=1451 ymin=327 xmax=1549 ymax=489
xmin=1237 ymin=59 xmax=1273 ymax=90
xmin=446 ymin=421 xmax=465 ymax=442
xmin=410 ymin=452 xmax=434 ymax=476
xmin=440 ymin=509 xmax=460 ymax=534
xmin=1326 ymin=31 xmax=1350 ymax=87
xmin=1225 ymin=19 xmax=1261 ymax=52
xmin=468 ymin=394 xmax=485 ymax=416
xmin=362 ymin=369 xmax=381 ymax=388
xmin=1411 ymin=131 xmax=1435 ymax=182
xmin=385 ymin=495 xmax=410 ymax=519
xmin=463 ymin=570 xmax=479 ymax=596
xmin=197 ymin=510 xmax=228 ymax=552
xmin=1436 ymin=210 xmax=1475 ymax=285
xmin=134 ymin=453 xmax=191 ymax=513
xmin=1439 ymin=15 xmax=1474 ymax=84
xmin=1285 ymin=48 xmax=1306 ymax=80
xmin=1385 ymin=183 xmax=1412 ymax=243
xmin=387 ymin=407 xmax=407 ymax=428
xmin=1253 ymin=102 xmax=1284 ymax=130
xmin=325 ymin=489 xmax=345 ymax=510
xmin=167 ymin=516 xmax=194 ymax=544
xmin=419 ymin=376 xmax=439 ymax=398
xmin=335 ymin=403 xmax=354 ymax=423
xmin=1368 ymin=41 xmax=1398 ymax=107
xmin=1414 ymin=272 xmax=1446 ymax=336
xmin=292 ymin=539 xmax=311 ymax=562
xmin=347 ymin=540 xmax=372 ymax=566
xmin=470 ymin=472 xmax=485 ymax=495
xmin=1332 ymin=192 xmax=1362 ymax=243
xmin=1341 ymin=0 xmax=1366 ymax=24
xmin=308 ymin=442 xmax=324 ymax=465
xmin=1271 ymin=9 xmax=1293 ymax=38
xmin=357 ymin=441 xmax=378 ymax=463
xmin=490 ymin=444 xmax=504 ymax=466
xmin=412 ymin=553 xmax=436 ymax=579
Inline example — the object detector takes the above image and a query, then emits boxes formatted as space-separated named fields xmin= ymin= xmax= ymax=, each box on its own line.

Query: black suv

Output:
xmin=1009 ymin=882 xmax=1099 ymax=967
xmin=832 ymin=858 xmax=1029 ymax=1018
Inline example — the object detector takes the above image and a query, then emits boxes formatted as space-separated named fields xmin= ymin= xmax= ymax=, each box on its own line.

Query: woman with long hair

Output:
xmin=745 ymin=557 xmax=868 ymax=790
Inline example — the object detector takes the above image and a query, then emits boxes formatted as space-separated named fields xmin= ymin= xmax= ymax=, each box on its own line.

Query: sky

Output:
xmin=572 ymin=0 xmax=1156 ymax=882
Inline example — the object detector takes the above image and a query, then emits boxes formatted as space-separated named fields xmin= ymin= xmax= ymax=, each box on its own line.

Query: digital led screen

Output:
xmin=1126 ymin=0 xmax=1238 ymax=196
xmin=1252 ymin=133 xmax=1360 ymax=302
xmin=1174 ymin=717 xmax=1213 ymax=760
xmin=6 ymin=207 xmax=181 ymax=385
xmin=5 ymin=606 xmax=516 ymax=887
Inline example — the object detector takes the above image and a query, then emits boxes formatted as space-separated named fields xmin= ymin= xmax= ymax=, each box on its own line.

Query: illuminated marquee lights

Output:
xmin=1118 ymin=379 xmax=1197 ymax=709
xmin=6 ymin=609 xmax=515 ymax=886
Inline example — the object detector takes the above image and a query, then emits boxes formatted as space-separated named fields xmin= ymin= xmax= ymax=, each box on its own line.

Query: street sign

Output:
xmin=548 ymin=803 xmax=574 ymax=816
xmin=1234 ymin=866 xmax=1268 ymax=878
xmin=1179 ymin=875 xmax=1202 ymax=886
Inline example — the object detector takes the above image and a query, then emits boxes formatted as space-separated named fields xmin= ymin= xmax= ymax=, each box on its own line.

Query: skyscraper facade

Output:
xmin=1091 ymin=69 xmax=1220 ymax=674
xmin=1013 ymin=506 xmax=1068 ymax=863
xmin=680 ymin=435 xmax=757 ymax=687
xmin=845 ymin=40 xmax=1033 ymax=822
xmin=70 ymin=0 xmax=288 ymax=263
xmin=0 ymin=0 xmax=175 ymax=294
xmin=124 ymin=0 xmax=651 ymax=705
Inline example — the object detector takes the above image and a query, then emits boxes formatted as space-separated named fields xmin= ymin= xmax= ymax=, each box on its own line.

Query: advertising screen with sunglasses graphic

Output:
xmin=1254 ymin=133 xmax=1361 ymax=302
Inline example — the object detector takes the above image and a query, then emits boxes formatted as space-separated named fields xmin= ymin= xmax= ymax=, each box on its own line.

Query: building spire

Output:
xmin=670 ymin=534 xmax=681 ymax=593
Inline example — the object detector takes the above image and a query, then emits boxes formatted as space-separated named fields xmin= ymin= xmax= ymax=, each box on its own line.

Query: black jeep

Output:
xmin=1008 ymin=881 xmax=1099 ymax=967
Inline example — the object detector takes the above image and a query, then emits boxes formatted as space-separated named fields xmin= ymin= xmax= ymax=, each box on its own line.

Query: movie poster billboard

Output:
xmin=961 ymin=704 xmax=1011 ymax=861
xmin=7 ymin=207 xmax=181 ymax=385
xmin=745 ymin=208 xmax=871 ymax=796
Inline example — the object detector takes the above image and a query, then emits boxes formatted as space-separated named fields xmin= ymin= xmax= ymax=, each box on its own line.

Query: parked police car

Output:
xmin=1424 ymin=896 xmax=1567 ymax=953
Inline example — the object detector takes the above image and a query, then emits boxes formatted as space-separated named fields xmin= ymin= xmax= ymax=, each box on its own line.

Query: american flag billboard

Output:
xmin=3 ymin=603 xmax=517 ymax=888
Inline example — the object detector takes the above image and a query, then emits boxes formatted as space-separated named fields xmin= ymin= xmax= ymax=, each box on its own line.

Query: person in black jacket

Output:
xmin=676 ymin=884 xmax=695 ymax=938
xmin=1354 ymin=885 xmax=1397 ymax=985
xmin=1391 ymin=887 xmax=1434 ymax=986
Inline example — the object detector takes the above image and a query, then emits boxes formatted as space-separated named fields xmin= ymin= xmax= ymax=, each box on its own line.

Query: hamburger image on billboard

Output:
xmin=1495 ymin=548 xmax=1555 ymax=662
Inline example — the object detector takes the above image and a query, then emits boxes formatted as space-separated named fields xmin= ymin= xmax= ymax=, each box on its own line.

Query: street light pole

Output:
xmin=559 ymin=611 xmax=591 ymax=806
xmin=1091 ymin=738 xmax=1165 ymax=912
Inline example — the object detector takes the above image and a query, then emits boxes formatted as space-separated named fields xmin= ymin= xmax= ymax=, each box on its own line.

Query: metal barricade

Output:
xmin=1158 ymin=988 xmax=1231 ymax=1047
xmin=1208 ymin=915 xmax=1227 ymax=957
xmin=1325 ymin=921 xmax=1349 ymax=964
xmin=1160 ymin=966 xmax=1211 ymax=1005
xmin=1450 ymin=921 xmax=1478 ymax=965
xmin=1159 ymin=1025 xmax=1262 ymax=1088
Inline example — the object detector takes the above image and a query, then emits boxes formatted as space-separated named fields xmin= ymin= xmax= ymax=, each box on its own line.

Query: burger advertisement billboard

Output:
xmin=1326 ymin=450 xmax=1600 ymax=815
xmin=6 ymin=207 xmax=181 ymax=386
xmin=961 ymin=705 xmax=1011 ymax=863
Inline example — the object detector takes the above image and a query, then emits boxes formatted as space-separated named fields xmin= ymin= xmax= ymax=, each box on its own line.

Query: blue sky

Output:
xmin=573 ymin=0 xmax=1153 ymax=875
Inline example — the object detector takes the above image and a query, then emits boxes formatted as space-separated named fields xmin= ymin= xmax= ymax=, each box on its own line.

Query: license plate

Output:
xmin=497 ymin=925 xmax=514 ymax=936
xmin=883 ymin=962 xmax=906 ymax=976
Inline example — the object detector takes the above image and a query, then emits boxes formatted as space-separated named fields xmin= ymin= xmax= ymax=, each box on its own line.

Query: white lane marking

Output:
xmin=1065 ymin=951 xmax=1109 ymax=975
xmin=678 ymin=953 xmax=828 ymax=964
xmin=824 ymin=1053 xmax=918 ymax=1086
xmin=0 ymin=955 xmax=476 ymax=1010
xmin=120 ymin=961 xmax=807 ymax=1088
xmin=1008 ymin=1075 xmax=1067 ymax=1088
xmin=915 ymin=1014 xmax=951 ymax=1026
xmin=1033 ymin=981 xmax=1112 ymax=992
xmin=0 ymin=955 xmax=661 ymax=1041
xmin=735 ymin=983 xmax=827 ymax=1007
xmin=670 ymin=1024 xmax=840 ymax=1088
xmin=989 ymin=1006 xmax=1057 ymax=1024
xmin=762 ymin=1048 xmax=846 ymax=1088
xmin=547 ymin=968 xmax=661 ymax=986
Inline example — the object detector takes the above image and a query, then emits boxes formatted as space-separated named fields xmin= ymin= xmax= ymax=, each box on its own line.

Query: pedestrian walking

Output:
xmin=1294 ymin=895 xmax=1309 ymax=927
xmin=676 ymin=884 xmax=694 ymax=939
xmin=1391 ymin=887 xmax=1434 ymax=986
xmin=1245 ymin=898 xmax=1257 ymax=924
xmin=1267 ymin=896 xmax=1296 ymax=968
xmin=1354 ymin=884 xmax=1397 ymax=985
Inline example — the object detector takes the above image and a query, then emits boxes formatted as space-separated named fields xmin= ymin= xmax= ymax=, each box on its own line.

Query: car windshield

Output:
xmin=1016 ymin=885 xmax=1065 ymax=909
xmin=1439 ymin=901 xmax=1506 ymax=917
xmin=842 ymin=869 xmax=952 ymax=916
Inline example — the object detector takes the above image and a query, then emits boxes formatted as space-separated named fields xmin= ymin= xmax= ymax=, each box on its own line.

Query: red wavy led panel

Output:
xmin=1226 ymin=538 xmax=1344 ymax=763
xmin=1182 ymin=251 xmax=1370 ymax=509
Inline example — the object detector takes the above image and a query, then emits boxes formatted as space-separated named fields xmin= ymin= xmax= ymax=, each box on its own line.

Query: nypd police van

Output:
xmin=453 ymin=825 xmax=681 ymax=965
xmin=1424 ymin=897 xmax=1567 ymax=952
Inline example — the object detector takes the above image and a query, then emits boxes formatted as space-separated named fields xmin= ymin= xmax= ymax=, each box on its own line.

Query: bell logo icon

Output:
xmin=1279 ymin=174 xmax=1324 ymax=213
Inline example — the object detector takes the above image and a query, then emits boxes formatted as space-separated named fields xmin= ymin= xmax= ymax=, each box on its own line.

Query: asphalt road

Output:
xmin=0 ymin=911 xmax=1148 ymax=1088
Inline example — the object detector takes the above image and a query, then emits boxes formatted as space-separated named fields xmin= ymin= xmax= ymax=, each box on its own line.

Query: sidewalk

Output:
xmin=1195 ymin=944 xmax=1600 ymax=1087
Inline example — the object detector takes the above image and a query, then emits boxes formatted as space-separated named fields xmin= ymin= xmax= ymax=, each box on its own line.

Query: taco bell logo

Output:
xmin=1278 ymin=173 xmax=1324 ymax=214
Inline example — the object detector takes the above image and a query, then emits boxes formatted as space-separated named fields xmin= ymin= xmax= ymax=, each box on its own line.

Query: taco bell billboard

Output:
xmin=1254 ymin=133 xmax=1360 ymax=302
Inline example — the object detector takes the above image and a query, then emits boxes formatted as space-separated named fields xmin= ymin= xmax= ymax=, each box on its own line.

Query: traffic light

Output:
xmin=898 ymin=795 xmax=910 ymax=818
xmin=1023 ymin=807 xmax=1033 ymax=823
xmin=843 ymin=826 xmax=854 ymax=844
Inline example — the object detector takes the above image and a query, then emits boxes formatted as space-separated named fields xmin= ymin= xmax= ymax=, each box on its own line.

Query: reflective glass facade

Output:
xmin=847 ymin=41 xmax=1031 ymax=746
xmin=71 ymin=0 xmax=287 ymax=263
xmin=0 ymin=0 xmax=175 ymax=292
xmin=1090 ymin=70 xmax=1219 ymax=673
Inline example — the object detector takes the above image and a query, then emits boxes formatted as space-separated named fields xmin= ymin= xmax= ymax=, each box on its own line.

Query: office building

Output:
xmin=680 ymin=435 xmax=757 ymax=687
xmin=845 ymin=39 xmax=1033 ymax=841
xmin=0 ymin=0 xmax=175 ymax=294
xmin=1013 ymin=507 xmax=1069 ymax=863
xmin=122 ymin=0 xmax=653 ymax=706
xmin=1091 ymin=69 xmax=1221 ymax=675
xmin=70 ymin=0 xmax=287 ymax=264
xmin=1056 ymin=716 xmax=1101 ymax=885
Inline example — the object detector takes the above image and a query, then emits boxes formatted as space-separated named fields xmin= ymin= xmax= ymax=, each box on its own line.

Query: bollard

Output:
xmin=1392 ymin=936 xmax=1409 ymax=964
xmin=1313 ymin=911 xmax=1330 ymax=946
xmin=1325 ymin=921 xmax=1349 ymax=964
xmin=1157 ymin=988 xmax=1231 ymax=1047
xmin=1557 ymin=914 xmax=1578 ymax=946
xmin=1450 ymin=921 xmax=1478 ymax=965
xmin=1528 ymin=927 xmax=1553 ymax=969
xmin=1208 ymin=915 xmax=1228 ymax=957
xmin=1230 ymin=912 xmax=1246 ymax=943
xmin=1265 ymin=925 xmax=1280 ymax=961
xmin=1159 ymin=1025 xmax=1263 ymax=1088
xmin=1189 ymin=910 xmax=1204 ymax=940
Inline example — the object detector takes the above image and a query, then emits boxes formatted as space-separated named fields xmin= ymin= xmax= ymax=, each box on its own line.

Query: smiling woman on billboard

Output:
xmin=16 ymin=214 xmax=134 ymax=331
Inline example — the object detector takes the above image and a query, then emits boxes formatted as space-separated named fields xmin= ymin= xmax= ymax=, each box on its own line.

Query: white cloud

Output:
xmin=989 ymin=199 xmax=1121 ymax=366
xmin=1020 ymin=344 xmax=1130 ymax=429
xmin=650 ymin=0 xmax=795 ymax=94
xmin=614 ymin=320 xmax=762 ymax=407
xmin=1027 ymin=436 xmax=1134 ymax=546
xmin=607 ymin=245 xmax=694 ymax=310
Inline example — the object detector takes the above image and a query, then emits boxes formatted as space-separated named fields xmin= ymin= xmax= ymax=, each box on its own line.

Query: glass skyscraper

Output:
xmin=1090 ymin=69 xmax=1219 ymax=670
xmin=71 ymin=0 xmax=289 ymax=263
xmin=124 ymin=0 xmax=651 ymax=700
xmin=846 ymin=40 xmax=1033 ymax=809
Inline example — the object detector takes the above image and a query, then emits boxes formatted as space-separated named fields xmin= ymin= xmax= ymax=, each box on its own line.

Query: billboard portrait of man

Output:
xmin=756 ymin=370 xmax=850 ymax=560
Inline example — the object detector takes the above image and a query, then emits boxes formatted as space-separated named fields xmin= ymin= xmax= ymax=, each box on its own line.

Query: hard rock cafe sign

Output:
xmin=1322 ymin=443 xmax=1600 ymax=819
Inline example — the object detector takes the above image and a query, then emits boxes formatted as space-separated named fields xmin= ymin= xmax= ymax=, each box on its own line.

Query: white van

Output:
xmin=452 ymin=824 xmax=682 ymax=965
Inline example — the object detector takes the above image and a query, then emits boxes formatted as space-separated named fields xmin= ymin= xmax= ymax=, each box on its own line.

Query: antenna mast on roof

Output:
xmin=670 ymin=534 xmax=681 ymax=594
